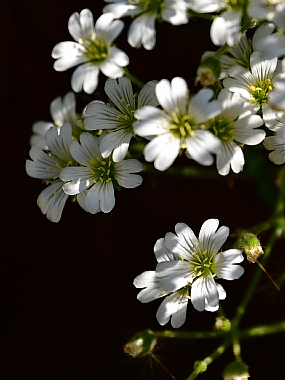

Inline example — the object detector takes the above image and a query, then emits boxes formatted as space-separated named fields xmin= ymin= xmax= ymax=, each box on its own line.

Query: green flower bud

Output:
xmin=240 ymin=232 xmax=263 ymax=263
xmin=124 ymin=330 xmax=156 ymax=358
xmin=214 ymin=316 xmax=231 ymax=333
xmin=196 ymin=56 xmax=222 ymax=87
xmin=223 ymin=360 xmax=250 ymax=380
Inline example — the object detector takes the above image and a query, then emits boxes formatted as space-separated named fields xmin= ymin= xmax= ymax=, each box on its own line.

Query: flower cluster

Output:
xmin=134 ymin=219 xmax=244 ymax=328
xmin=25 ymin=6 xmax=285 ymax=377
xmin=27 ymin=4 xmax=285 ymax=222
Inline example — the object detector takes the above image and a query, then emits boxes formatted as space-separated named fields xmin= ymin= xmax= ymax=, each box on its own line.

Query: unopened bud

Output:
xmin=214 ymin=316 xmax=231 ymax=333
xmin=223 ymin=360 xmax=250 ymax=380
xmin=240 ymin=232 xmax=263 ymax=263
xmin=196 ymin=56 xmax=222 ymax=87
xmin=124 ymin=330 xmax=156 ymax=358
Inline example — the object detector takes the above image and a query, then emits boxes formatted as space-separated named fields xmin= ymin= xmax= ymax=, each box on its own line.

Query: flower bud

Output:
xmin=124 ymin=330 xmax=156 ymax=358
xmin=223 ymin=360 xmax=250 ymax=380
xmin=214 ymin=316 xmax=231 ymax=333
xmin=196 ymin=56 xmax=222 ymax=87
xmin=240 ymin=232 xmax=263 ymax=263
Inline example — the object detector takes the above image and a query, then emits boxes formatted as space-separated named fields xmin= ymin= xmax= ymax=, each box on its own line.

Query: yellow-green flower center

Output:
xmin=131 ymin=0 xmax=165 ymax=16
xmin=208 ymin=115 xmax=235 ymax=142
xmin=249 ymin=78 xmax=273 ymax=105
xmin=88 ymin=157 xmax=115 ymax=183
xmin=224 ymin=0 xmax=247 ymax=11
xmin=167 ymin=110 xmax=195 ymax=142
xmin=82 ymin=35 xmax=108 ymax=65
xmin=190 ymin=250 xmax=216 ymax=278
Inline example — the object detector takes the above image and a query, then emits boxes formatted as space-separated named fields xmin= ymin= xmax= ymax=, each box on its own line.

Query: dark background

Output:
xmin=1 ymin=1 xmax=285 ymax=379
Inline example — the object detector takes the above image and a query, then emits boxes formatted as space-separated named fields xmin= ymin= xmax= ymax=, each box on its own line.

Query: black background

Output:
xmin=1 ymin=1 xmax=285 ymax=379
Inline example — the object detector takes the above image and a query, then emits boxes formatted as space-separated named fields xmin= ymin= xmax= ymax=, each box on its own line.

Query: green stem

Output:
xmin=186 ymin=339 xmax=231 ymax=380
xmin=240 ymin=320 xmax=285 ymax=338
xmin=123 ymin=67 xmax=144 ymax=89
xmin=188 ymin=10 xmax=217 ymax=21
xmin=153 ymin=330 xmax=220 ymax=339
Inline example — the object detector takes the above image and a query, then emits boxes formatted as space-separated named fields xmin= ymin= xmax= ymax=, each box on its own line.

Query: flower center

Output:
xmin=82 ymin=36 xmax=108 ymax=65
xmin=131 ymin=0 xmax=165 ymax=15
xmin=208 ymin=115 xmax=235 ymax=142
xmin=167 ymin=110 xmax=195 ymax=141
xmin=88 ymin=157 xmax=115 ymax=183
xmin=223 ymin=0 xmax=247 ymax=11
xmin=249 ymin=78 xmax=273 ymax=105
xmin=190 ymin=250 xmax=215 ymax=278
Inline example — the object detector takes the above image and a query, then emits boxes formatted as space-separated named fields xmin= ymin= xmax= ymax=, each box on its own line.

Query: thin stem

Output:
xmin=186 ymin=339 xmax=231 ymax=380
xmin=256 ymin=260 xmax=280 ymax=291
xmin=123 ymin=67 xmax=144 ymax=89
xmin=153 ymin=330 xmax=220 ymax=339
xmin=188 ymin=10 xmax=217 ymax=21
xmin=240 ymin=320 xmax=285 ymax=338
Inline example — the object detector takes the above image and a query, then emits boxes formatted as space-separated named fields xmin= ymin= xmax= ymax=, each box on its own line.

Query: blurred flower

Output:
xmin=104 ymin=0 xmax=189 ymax=50
xmin=264 ymin=123 xmax=285 ymax=165
xmin=30 ymin=92 xmax=78 ymax=150
xmin=26 ymin=123 xmax=76 ymax=222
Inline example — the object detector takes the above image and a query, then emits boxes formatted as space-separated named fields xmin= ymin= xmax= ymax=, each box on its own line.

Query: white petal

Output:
xmin=156 ymin=261 xmax=194 ymax=292
xmin=37 ymin=181 xmax=69 ymax=223
xmin=154 ymin=238 xmax=177 ymax=262
xmin=144 ymin=134 xmax=180 ymax=171
xmin=71 ymin=64 xmax=99 ymax=93
xmin=191 ymin=276 xmax=219 ymax=312
xmin=156 ymin=292 xmax=189 ymax=328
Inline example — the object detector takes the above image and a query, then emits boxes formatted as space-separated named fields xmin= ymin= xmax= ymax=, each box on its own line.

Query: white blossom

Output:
xmin=59 ymin=132 xmax=143 ymax=214
xmin=264 ymin=123 xmax=285 ymax=165
xmin=133 ymin=77 xmax=222 ymax=171
xmin=223 ymin=51 xmax=285 ymax=131
xmin=30 ymin=92 xmax=78 ymax=150
xmin=26 ymin=123 xmax=76 ymax=222
xmin=52 ymin=10 xmax=129 ymax=94
xmin=104 ymin=0 xmax=189 ymax=50
xmin=207 ymin=89 xmax=265 ymax=176
xmin=134 ymin=219 xmax=244 ymax=328
xmin=248 ymin=0 xmax=285 ymax=27
xmin=84 ymin=77 xmax=158 ymax=162
xmin=157 ymin=220 xmax=244 ymax=312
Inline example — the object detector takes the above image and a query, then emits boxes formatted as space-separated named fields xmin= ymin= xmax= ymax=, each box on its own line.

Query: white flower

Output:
xmin=253 ymin=22 xmax=285 ymax=60
xmin=207 ymin=89 xmax=265 ymax=175
xmin=133 ymin=77 xmax=222 ymax=171
xmin=59 ymin=132 xmax=143 ymax=214
xmin=264 ymin=123 xmax=285 ymax=164
xmin=218 ymin=23 xmax=276 ymax=78
xmin=223 ymin=51 xmax=285 ymax=131
xmin=103 ymin=0 xmax=189 ymax=50
xmin=248 ymin=0 xmax=285 ymax=27
xmin=134 ymin=237 xmax=190 ymax=328
xmin=52 ymin=10 xmax=129 ymax=94
xmin=134 ymin=219 xmax=243 ymax=327
xmin=157 ymin=219 xmax=244 ymax=312
xmin=84 ymin=77 xmax=158 ymax=162
xmin=187 ymin=0 xmax=224 ymax=13
xmin=30 ymin=92 xmax=78 ymax=150
xmin=188 ymin=0 xmax=243 ymax=46
xmin=26 ymin=123 xmax=76 ymax=222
